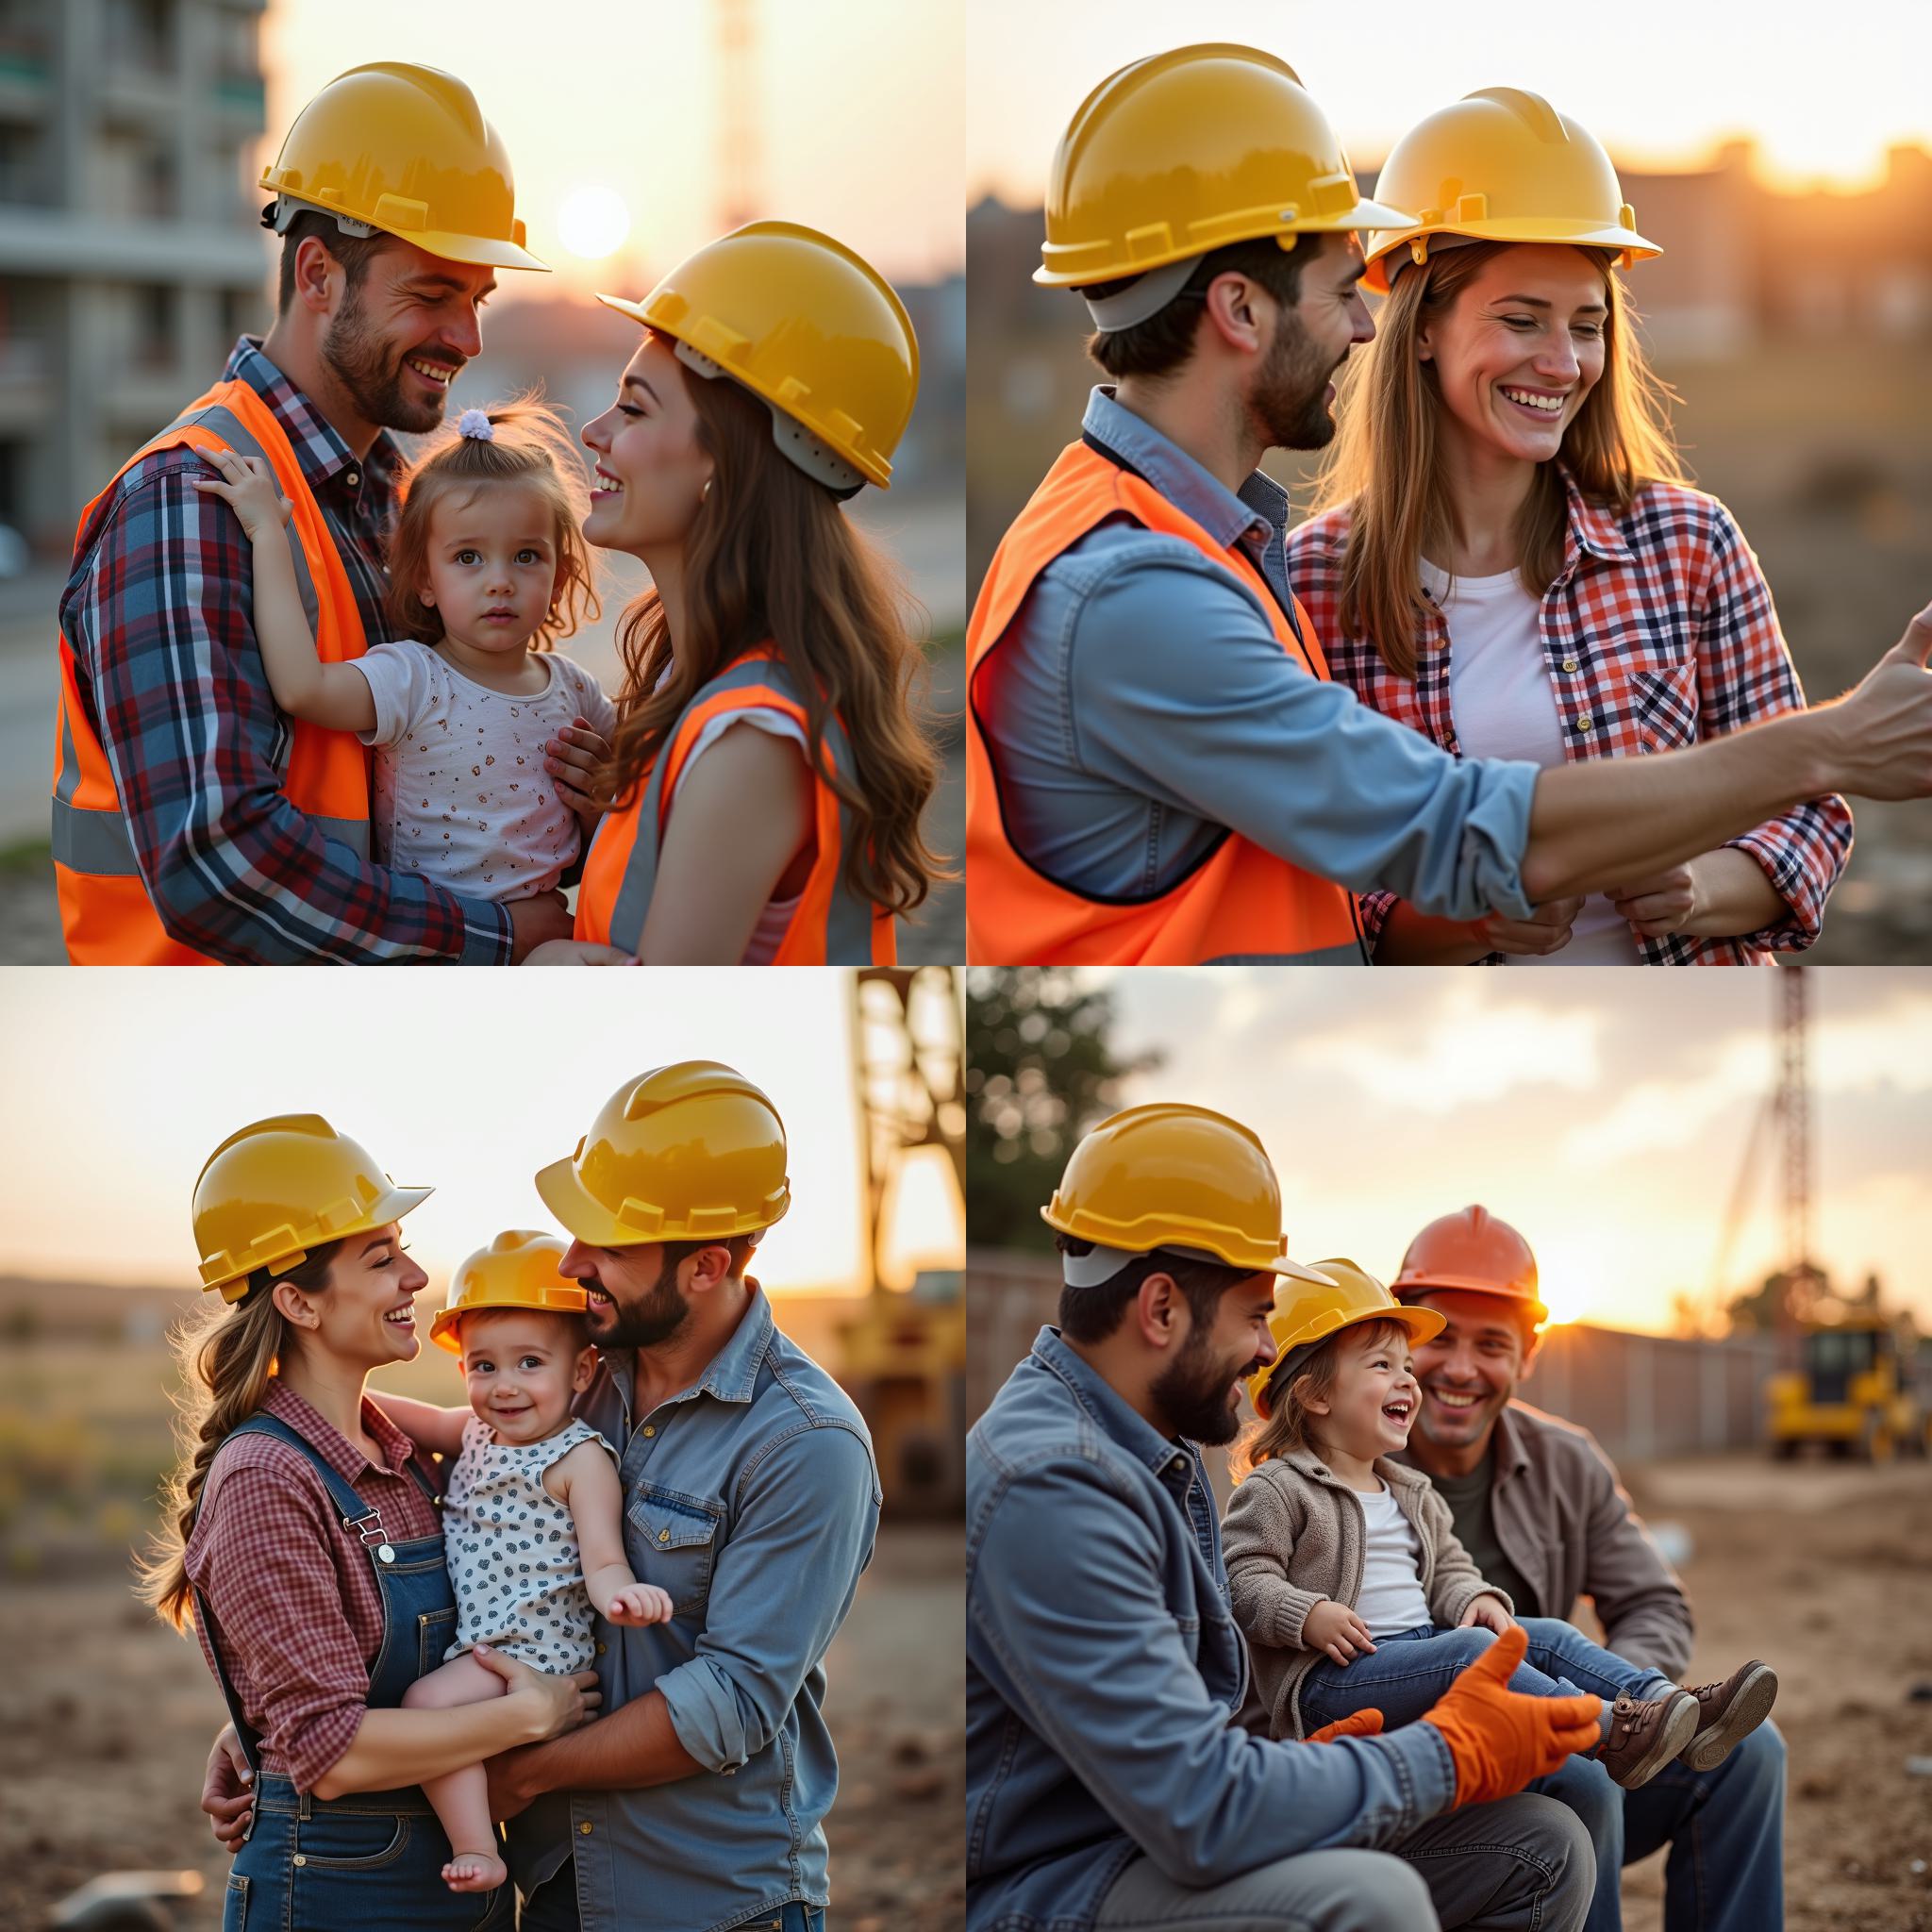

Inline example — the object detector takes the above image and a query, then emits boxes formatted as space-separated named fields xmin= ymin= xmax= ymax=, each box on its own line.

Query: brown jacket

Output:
xmin=1222 ymin=1448 xmax=1509 ymax=1740
xmin=1393 ymin=1399 xmax=1694 ymax=1679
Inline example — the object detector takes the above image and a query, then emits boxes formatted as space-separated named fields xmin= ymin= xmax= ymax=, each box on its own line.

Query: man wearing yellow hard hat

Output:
xmin=964 ymin=44 xmax=1932 ymax=967
xmin=967 ymin=1103 xmax=1601 ymax=1932
xmin=53 ymin=63 xmax=574 ymax=967
xmin=488 ymin=1062 xmax=878 ymax=1931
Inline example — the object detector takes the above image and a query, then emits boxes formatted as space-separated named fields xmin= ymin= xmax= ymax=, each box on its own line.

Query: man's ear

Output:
xmin=1517 ymin=1330 xmax=1542 ymax=1382
xmin=1133 ymin=1270 xmax=1186 ymax=1352
xmin=682 ymin=1241 xmax=735 ymax=1296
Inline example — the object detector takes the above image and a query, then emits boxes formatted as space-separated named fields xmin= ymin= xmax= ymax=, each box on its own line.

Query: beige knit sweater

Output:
xmin=1223 ymin=1447 xmax=1509 ymax=1740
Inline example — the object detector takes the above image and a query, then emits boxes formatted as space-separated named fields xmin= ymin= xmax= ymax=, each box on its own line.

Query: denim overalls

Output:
xmin=196 ymin=1411 xmax=511 ymax=1931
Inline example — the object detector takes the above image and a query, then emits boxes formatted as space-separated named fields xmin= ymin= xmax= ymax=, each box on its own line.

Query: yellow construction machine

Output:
xmin=1766 ymin=1311 xmax=1928 ymax=1461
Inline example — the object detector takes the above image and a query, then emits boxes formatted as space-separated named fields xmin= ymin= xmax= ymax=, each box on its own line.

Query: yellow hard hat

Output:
xmin=259 ymin=62 xmax=548 ymax=273
xmin=1245 ymin=1257 xmax=1446 ymax=1419
xmin=1034 ymin=43 xmax=1411 ymax=313
xmin=192 ymin=1115 xmax=432 ymax=1302
xmin=1041 ymin=1102 xmax=1335 ymax=1280
xmin=430 ymin=1230 xmax=588 ymax=1355
xmin=535 ymin=1062 xmax=791 ymax=1250
xmin=1360 ymin=87 xmax=1661 ymax=294
xmin=597 ymin=221 xmax=918 ymax=492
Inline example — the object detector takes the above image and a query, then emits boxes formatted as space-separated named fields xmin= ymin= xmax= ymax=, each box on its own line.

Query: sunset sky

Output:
xmin=967 ymin=0 xmax=1930 ymax=206
xmin=0 ymin=972 xmax=962 ymax=1297
xmin=1053 ymin=969 xmax=1932 ymax=1338
xmin=261 ymin=0 xmax=964 ymax=297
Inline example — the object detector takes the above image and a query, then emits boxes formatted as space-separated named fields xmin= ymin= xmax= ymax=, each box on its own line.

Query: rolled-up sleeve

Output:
xmin=1693 ymin=504 xmax=1853 ymax=950
xmin=971 ymin=1453 xmax=1454 ymax=1888
xmin=192 ymin=1463 xmax=369 ymax=1791
xmin=1064 ymin=548 xmax=1539 ymax=924
xmin=656 ymin=1424 xmax=878 ymax=1773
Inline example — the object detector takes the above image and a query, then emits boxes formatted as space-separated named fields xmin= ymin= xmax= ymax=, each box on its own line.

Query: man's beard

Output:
xmin=1248 ymin=307 xmax=1340 ymax=453
xmin=321 ymin=288 xmax=449 ymax=435
xmin=591 ymin=1254 xmax=691 ymax=1351
xmin=1152 ymin=1326 xmax=1258 ymax=1446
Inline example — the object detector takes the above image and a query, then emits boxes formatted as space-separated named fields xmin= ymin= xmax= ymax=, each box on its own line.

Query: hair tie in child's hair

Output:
xmin=457 ymin=408 xmax=496 ymax=441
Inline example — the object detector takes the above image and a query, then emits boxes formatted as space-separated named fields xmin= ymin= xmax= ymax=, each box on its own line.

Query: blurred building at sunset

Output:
xmin=0 ymin=0 xmax=270 ymax=556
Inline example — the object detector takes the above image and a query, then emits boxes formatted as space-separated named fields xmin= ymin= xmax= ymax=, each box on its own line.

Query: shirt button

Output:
xmin=642 ymin=1425 xmax=656 ymax=1438
xmin=1561 ymin=657 xmax=1578 ymax=675
xmin=595 ymin=1641 xmax=607 ymax=1656
xmin=344 ymin=470 xmax=359 ymax=489
xmin=1574 ymin=713 xmax=1593 ymax=733
xmin=579 ymin=1821 xmax=594 ymax=1836
xmin=658 ymin=1527 xmax=671 ymax=1542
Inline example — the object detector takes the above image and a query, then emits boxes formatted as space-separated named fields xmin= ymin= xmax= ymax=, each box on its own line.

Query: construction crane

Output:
xmin=715 ymin=0 xmax=763 ymax=233
xmin=839 ymin=967 xmax=967 ymax=1516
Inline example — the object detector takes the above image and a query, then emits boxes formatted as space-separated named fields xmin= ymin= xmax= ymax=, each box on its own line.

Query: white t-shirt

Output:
xmin=1354 ymin=1482 xmax=1432 ymax=1639
xmin=353 ymin=643 xmax=618 ymax=902
xmin=1424 ymin=560 xmax=1641 ymax=966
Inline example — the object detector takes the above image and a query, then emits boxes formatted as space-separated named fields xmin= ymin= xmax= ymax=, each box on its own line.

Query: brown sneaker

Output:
xmin=1678 ymin=1661 xmax=1778 ymax=1772
xmin=1598 ymin=1689 xmax=1701 ymax=1789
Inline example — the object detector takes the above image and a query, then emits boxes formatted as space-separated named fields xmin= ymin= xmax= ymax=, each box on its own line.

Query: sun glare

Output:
xmin=558 ymin=184 xmax=632 ymax=260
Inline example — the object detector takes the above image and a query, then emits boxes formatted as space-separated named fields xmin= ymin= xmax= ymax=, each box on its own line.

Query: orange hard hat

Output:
xmin=1391 ymin=1206 xmax=1547 ymax=1325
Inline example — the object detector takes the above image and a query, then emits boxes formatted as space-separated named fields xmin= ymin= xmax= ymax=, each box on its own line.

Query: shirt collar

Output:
xmin=1559 ymin=464 xmax=1634 ymax=568
xmin=1490 ymin=1402 xmax=1534 ymax=1478
xmin=1082 ymin=386 xmax=1282 ymax=556
xmin=262 ymin=1377 xmax=420 ymax=1483
xmin=599 ymin=1281 xmax=775 ymax=1415
xmin=1029 ymin=1325 xmax=1194 ymax=1477
xmin=223 ymin=335 xmax=401 ymax=498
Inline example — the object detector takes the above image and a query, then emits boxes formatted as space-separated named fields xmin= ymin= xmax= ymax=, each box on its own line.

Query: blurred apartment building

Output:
xmin=0 ymin=0 xmax=269 ymax=558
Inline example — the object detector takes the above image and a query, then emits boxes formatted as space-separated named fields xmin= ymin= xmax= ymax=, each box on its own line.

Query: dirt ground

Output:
xmin=1604 ymin=1453 xmax=1932 ymax=1932
xmin=0 ymin=1522 xmax=964 ymax=1932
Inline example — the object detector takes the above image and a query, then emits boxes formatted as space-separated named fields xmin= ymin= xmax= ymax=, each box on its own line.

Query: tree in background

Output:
xmin=965 ymin=970 xmax=1160 ymax=1253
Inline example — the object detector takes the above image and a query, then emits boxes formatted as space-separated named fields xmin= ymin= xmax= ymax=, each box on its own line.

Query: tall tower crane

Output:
xmin=715 ymin=0 xmax=763 ymax=234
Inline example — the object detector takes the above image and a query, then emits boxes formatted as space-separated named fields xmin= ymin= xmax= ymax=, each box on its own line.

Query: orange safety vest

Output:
xmin=576 ymin=649 xmax=895 ymax=964
xmin=966 ymin=437 xmax=1367 ymax=965
xmin=51 ymin=379 xmax=374 ymax=964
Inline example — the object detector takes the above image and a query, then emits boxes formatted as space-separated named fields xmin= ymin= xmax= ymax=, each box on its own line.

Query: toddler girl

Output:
xmin=378 ymin=1230 xmax=671 ymax=1894
xmin=1223 ymin=1261 xmax=1778 ymax=1790
xmin=193 ymin=401 xmax=615 ymax=903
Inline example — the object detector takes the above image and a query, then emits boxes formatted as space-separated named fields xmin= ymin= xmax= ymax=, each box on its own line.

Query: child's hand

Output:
xmin=604 ymin=1583 xmax=675 ymax=1626
xmin=1458 ymin=1594 xmax=1517 ymax=1638
xmin=1303 ymin=1598 xmax=1378 ymax=1666
xmin=546 ymin=717 xmax=613 ymax=820
xmin=192 ymin=448 xmax=293 ymax=541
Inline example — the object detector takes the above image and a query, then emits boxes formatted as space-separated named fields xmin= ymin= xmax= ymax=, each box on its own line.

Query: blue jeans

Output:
xmin=1532 ymin=1721 xmax=1787 ymax=1932
xmin=1298 ymin=1616 xmax=1675 ymax=1739
xmin=517 ymin=1862 xmax=825 ymax=1932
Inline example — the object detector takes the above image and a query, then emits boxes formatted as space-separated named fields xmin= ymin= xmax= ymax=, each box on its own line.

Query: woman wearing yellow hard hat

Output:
xmin=1289 ymin=87 xmax=1852 ymax=966
xmin=525 ymin=222 xmax=948 ymax=967
xmin=139 ymin=1116 xmax=596 ymax=1926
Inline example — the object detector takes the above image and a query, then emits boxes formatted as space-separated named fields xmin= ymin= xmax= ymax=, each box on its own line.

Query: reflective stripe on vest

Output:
xmin=52 ymin=382 xmax=374 ymax=961
xmin=580 ymin=654 xmax=891 ymax=964
xmin=965 ymin=438 xmax=1366 ymax=967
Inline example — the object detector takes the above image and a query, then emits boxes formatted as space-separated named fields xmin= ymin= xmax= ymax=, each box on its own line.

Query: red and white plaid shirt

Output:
xmin=183 ymin=1379 xmax=441 ymax=1790
xmin=1287 ymin=472 xmax=1853 ymax=963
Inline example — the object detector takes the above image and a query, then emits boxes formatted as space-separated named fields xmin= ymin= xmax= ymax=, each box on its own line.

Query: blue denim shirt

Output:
xmin=508 ymin=1288 xmax=882 ymax=1932
xmin=976 ymin=388 xmax=1538 ymax=920
xmin=967 ymin=1328 xmax=1456 ymax=1932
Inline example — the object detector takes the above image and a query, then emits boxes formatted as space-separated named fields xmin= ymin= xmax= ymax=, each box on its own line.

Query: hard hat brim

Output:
xmin=1394 ymin=1274 xmax=1549 ymax=1323
xmin=1245 ymin=1299 xmax=1447 ymax=1417
xmin=534 ymin=1154 xmax=637 ymax=1249
xmin=208 ymin=1180 xmax=434 ymax=1301
xmin=1275 ymin=1256 xmax=1339 ymax=1286
xmin=404 ymin=227 xmax=550 ymax=273
xmin=1032 ymin=194 xmax=1418 ymax=291
xmin=1360 ymin=225 xmax=1661 ymax=294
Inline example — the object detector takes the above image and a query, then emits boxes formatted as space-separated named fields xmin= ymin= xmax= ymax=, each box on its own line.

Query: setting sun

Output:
xmin=558 ymin=184 xmax=632 ymax=260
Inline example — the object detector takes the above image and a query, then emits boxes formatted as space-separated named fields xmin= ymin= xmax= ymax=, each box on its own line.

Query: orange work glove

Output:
xmin=1307 ymin=1709 xmax=1384 ymax=1744
xmin=1421 ymin=1623 xmax=1602 ymax=1807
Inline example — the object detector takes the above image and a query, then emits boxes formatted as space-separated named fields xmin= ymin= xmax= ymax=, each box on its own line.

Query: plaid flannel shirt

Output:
xmin=57 ymin=337 xmax=512 ymax=962
xmin=183 ymin=1380 xmax=444 ymax=1791
xmin=1287 ymin=473 xmax=1853 ymax=964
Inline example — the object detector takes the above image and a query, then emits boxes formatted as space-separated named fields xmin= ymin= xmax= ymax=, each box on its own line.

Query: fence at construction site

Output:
xmin=966 ymin=1251 xmax=1783 ymax=1466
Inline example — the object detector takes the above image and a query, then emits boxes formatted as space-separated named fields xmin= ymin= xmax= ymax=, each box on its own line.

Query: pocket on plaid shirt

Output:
xmin=1629 ymin=660 xmax=1701 ymax=751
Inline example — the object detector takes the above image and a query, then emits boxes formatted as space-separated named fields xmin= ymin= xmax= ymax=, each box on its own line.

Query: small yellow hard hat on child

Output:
xmin=1244 ymin=1257 xmax=1446 ymax=1420
xmin=192 ymin=1114 xmax=433 ymax=1302
xmin=535 ymin=1061 xmax=791 ymax=1251
xmin=430 ymin=1230 xmax=587 ymax=1355
xmin=1360 ymin=87 xmax=1661 ymax=294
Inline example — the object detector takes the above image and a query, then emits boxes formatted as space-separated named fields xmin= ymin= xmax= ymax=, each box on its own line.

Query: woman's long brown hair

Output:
xmin=1308 ymin=242 xmax=1690 ymax=680
xmin=136 ymin=1243 xmax=341 ymax=1632
xmin=603 ymin=370 xmax=948 ymax=914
